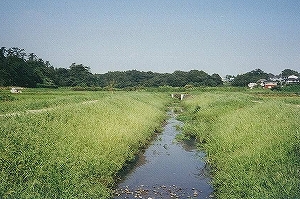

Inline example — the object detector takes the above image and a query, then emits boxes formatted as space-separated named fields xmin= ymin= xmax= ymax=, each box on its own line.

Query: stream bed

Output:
xmin=113 ymin=110 xmax=214 ymax=199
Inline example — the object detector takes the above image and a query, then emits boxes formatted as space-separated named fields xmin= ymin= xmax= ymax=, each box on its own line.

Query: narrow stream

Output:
xmin=113 ymin=110 xmax=214 ymax=199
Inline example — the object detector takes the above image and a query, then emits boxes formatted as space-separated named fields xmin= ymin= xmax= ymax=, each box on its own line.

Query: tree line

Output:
xmin=0 ymin=47 xmax=223 ymax=88
xmin=230 ymin=68 xmax=299 ymax=87
xmin=1 ymin=47 xmax=298 ymax=88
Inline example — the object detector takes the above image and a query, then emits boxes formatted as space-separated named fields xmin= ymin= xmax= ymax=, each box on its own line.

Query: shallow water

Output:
xmin=113 ymin=111 xmax=214 ymax=199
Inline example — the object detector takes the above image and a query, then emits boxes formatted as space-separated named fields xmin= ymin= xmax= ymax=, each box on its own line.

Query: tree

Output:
xmin=0 ymin=47 xmax=6 ymax=60
xmin=27 ymin=58 xmax=57 ymax=87
xmin=1 ymin=46 xmax=228 ymax=88
xmin=166 ymin=71 xmax=188 ymax=87
xmin=232 ymin=69 xmax=268 ymax=87
xmin=144 ymin=73 xmax=169 ymax=87
xmin=69 ymin=63 xmax=96 ymax=86
xmin=125 ymin=70 xmax=153 ymax=87
xmin=210 ymin=73 xmax=223 ymax=86
xmin=27 ymin=53 xmax=38 ymax=61
xmin=5 ymin=55 xmax=40 ymax=87
xmin=54 ymin=68 xmax=71 ymax=86
xmin=281 ymin=69 xmax=299 ymax=77
xmin=0 ymin=47 xmax=7 ymax=86
xmin=187 ymin=70 xmax=210 ymax=86
xmin=7 ymin=47 xmax=26 ymax=60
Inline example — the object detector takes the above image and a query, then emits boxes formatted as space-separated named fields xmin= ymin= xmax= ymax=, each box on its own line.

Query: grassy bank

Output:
xmin=180 ymin=90 xmax=300 ymax=198
xmin=0 ymin=90 xmax=169 ymax=198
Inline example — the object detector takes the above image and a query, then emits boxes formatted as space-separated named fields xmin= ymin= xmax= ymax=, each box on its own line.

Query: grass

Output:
xmin=0 ymin=89 xmax=170 ymax=198
xmin=0 ymin=88 xmax=109 ymax=114
xmin=179 ymin=90 xmax=300 ymax=198
xmin=2 ymin=87 xmax=300 ymax=198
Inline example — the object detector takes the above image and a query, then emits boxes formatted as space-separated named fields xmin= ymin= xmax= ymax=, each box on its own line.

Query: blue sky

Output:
xmin=1 ymin=0 xmax=299 ymax=76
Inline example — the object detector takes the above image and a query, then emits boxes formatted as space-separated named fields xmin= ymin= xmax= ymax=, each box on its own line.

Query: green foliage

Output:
xmin=281 ymin=84 xmax=300 ymax=93
xmin=231 ymin=69 xmax=269 ymax=87
xmin=1 ymin=47 xmax=224 ymax=88
xmin=281 ymin=69 xmax=299 ymax=77
xmin=98 ymin=70 xmax=223 ymax=88
xmin=180 ymin=90 xmax=300 ymax=198
xmin=1 ymin=47 xmax=300 ymax=90
xmin=0 ymin=90 xmax=169 ymax=198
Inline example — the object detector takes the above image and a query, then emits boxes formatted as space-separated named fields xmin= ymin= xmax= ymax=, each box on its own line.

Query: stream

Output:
xmin=113 ymin=110 xmax=214 ymax=199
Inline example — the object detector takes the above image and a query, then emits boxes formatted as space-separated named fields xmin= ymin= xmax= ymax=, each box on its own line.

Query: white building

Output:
xmin=10 ymin=87 xmax=23 ymax=93
xmin=286 ymin=75 xmax=299 ymax=84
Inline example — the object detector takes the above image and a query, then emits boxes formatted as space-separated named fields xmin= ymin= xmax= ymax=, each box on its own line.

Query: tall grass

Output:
xmin=180 ymin=91 xmax=300 ymax=198
xmin=0 ymin=91 xmax=169 ymax=198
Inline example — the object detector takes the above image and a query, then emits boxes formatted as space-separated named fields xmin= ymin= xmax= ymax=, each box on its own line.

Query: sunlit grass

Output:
xmin=180 ymin=91 xmax=300 ymax=198
xmin=0 ymin=90 xmax=169 ymax=198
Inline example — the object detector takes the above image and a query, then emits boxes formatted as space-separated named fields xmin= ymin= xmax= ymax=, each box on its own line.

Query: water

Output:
xmin=113 ymin=110 xmax=214 ymax=199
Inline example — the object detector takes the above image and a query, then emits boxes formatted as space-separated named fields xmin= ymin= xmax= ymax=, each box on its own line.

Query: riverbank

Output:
xmin=0 ymin=91 xmax=169 ymax=198
xmin=179 ymin=91 xmax=300 ymax=198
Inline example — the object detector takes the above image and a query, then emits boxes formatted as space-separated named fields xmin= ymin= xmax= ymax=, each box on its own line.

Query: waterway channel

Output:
xmin=113 ymin=109 xmax=214 ymax=199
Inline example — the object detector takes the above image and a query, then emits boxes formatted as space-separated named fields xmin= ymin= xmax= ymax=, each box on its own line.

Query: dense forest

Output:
xmin=0 ymin=47 xmax=223 ymax=88
xmin=0 ymin=47 xmax=299 ymax=88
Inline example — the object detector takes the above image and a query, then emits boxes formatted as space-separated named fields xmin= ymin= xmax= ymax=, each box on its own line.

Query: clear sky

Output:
xmin=1 ymin=0 xmax=300 ymax=76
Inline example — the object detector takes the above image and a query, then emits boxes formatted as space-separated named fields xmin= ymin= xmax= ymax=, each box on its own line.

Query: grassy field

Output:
xmin=180 ymin=90 xmax=300 ymax=198
xmin=0 ymin=89 xmax=170 ymax=198
xmin=1 ymin=87 xmax=300 ymax=198
xmin=0 ymin=88 xmax=110 ymax=114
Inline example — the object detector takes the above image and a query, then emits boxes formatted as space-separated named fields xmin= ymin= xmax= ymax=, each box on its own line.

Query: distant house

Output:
xmin=263 ymin=82 xmax=277 ymax=89
xmin=10 ymin=87 xmax=23 ymax=93
xmin=256 ymin=79 xmax=268 ymax=87
xmin=286 ymin=75 xmax=299 ymax=84
xmin=255 ymin=79 xmax=278 ymax=89
xmin=248 ymin=82 xmax=257 ymax=89
xmin=270 ymin=77 xmax=283 ymax=82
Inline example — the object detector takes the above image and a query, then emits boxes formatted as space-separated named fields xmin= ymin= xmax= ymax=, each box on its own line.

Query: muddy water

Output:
xmin=113 ymin=110 xmax=214 ymax=199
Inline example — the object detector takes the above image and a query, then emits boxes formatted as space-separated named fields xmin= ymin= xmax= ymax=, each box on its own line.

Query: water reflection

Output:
xmin=114 ymin=110 xmax=214 ymax=199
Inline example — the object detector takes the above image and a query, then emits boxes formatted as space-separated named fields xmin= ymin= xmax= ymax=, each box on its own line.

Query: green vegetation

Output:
xmin=231 ymin=69 xmax=269 ymax=87
xmin=281 ymin=84 xmax=300 ymax=93
xmin=0 ymin=90 xmax=169 ymax=198
xmin=0 ymin=88 xmax=108 ymax=114
xmin=179 ymin=90 xmax=300 ymax=198
xmin=2 ymin=47 xmax=299 ymax=90
xmin=1 ymin=87 xmax=300 ymax=198
xmin=0 ymin=47 xmax=223 ymax=88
